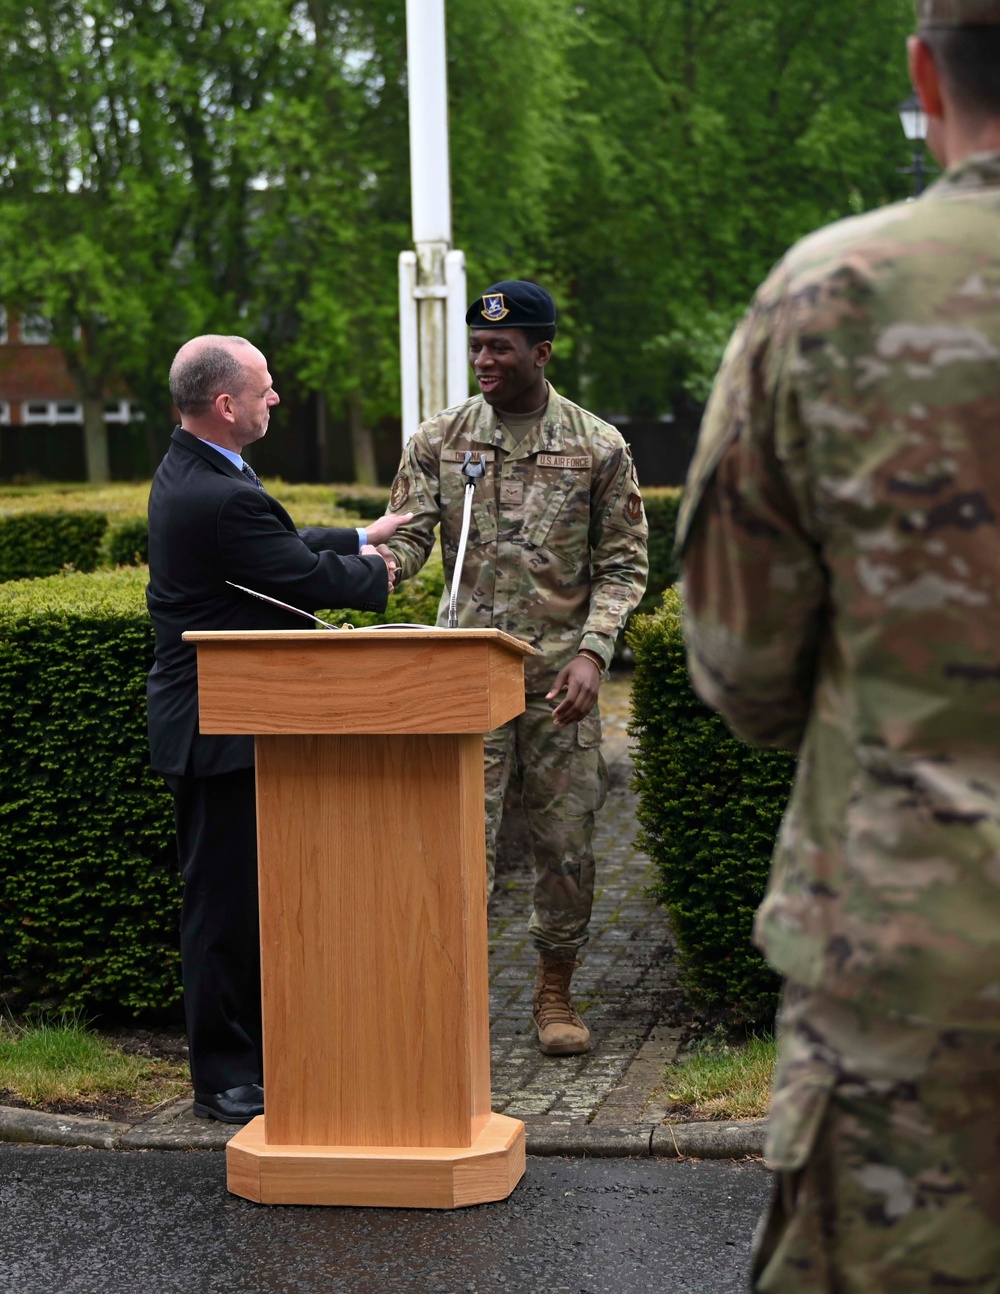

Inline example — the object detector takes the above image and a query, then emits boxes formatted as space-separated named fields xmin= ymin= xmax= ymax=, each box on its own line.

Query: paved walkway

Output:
xmin=488 ymin=674 xmax=680 ymax=1129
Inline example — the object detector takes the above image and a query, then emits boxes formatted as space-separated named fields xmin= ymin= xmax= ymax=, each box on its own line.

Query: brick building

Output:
xmin=0 ymin=308 xmax=138 ymax=481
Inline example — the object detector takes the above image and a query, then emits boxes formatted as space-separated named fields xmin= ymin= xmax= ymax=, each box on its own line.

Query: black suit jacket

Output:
xmin=146 ymin=427 xmax=388 ymax=777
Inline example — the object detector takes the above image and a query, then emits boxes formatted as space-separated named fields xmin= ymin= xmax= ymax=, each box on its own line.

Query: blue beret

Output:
xmin=466 ymin=280 xmax=557 ymax=329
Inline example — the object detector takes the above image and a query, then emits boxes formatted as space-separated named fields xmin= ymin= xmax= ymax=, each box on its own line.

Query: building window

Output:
xmin=0 ymin=401 xmax=9 ymax=425
xmin=22 ymin=400 xmax=83 ymax=424
xmin=19 ymin=399 xmax=137 ymax=424
xmin=20 ymin=310 xmax=52 ymax=345
xmin=0 ymin=308 xmax=7 ymax=345
xmin=22 ymin=401 xmax=53 ymax=424
xmin=103 ymin=400 xmax=132 ymax=424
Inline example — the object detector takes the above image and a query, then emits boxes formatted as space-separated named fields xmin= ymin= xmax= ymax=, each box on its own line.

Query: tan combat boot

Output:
xmin=532 ymin=955 xmax=591 ymax=1056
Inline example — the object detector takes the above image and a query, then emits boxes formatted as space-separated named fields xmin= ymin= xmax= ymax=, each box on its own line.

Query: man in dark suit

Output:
xmin=147 ymin=334 xmax=412 ymax=1124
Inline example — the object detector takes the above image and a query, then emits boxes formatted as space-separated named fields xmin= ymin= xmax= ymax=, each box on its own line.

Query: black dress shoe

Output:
xmin=192 ymin=1084 xmax=264 ymax=1124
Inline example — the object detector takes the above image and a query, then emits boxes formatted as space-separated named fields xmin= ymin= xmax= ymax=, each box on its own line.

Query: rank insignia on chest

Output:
xmin=500 ymin=481 xmax=524 ymax=506
xmin=625 ymin=493 xmax=643 ymax=523
xmin=481 ymin=294 xmax=509 ymax=322
xmin=390 ymin=472 xmax=410 ymax=511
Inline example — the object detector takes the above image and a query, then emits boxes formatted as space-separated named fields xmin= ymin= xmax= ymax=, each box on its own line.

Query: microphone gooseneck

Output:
xmin=448 ymin=450 xmax=487 ymax=629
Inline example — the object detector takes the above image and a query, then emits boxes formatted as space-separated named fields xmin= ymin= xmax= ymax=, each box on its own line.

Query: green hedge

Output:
xmin=0 ymin=567 xmax=181 ymax=1013
xmin=331 ymin=487 xmax=391 ymax=519
xmin=325 ymin=555 xmax=445 ymax=627
xmin=0 ymin=557 xmax=448 ymax=1013
xmin=0 ymin=511 xmax=108 ymax=583
xmin=638 ymin=490 xmax=681 ymax=618
xmin=0 ymin=483 xmax=404 ymax=577
xmin=106 ymin=518 xmax=149 ymax=567
xmin=628 ymin=586 xmax=792 ymax=1027
xmin=0 ymin=483 xmax=680 ymax=598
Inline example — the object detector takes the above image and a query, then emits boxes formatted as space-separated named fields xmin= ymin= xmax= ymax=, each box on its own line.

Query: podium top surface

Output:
xmin=183 ymin=627 xmax=536 ymax=656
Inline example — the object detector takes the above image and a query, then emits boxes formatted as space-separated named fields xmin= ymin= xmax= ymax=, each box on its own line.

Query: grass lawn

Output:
xmin=662 ymin=1033 xmax=776 ymax=1121
xmin=0 ymin=1013 xmax=189 ymax=1115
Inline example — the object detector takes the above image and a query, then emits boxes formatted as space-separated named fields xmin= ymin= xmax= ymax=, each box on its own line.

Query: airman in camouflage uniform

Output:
xmin=387 ymin=281 xmax=648 ymax=1055
xmin=678 ymin=4 xmax=1000 ymax=1286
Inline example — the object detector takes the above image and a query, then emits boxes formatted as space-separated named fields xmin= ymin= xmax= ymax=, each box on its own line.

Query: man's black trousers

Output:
xmin=164 ymin=767 xmax=262 ymax=1095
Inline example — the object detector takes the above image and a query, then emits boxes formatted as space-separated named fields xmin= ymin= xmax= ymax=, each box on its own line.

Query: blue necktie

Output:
xmin=241 ymin=462 xmax=264 ymax=491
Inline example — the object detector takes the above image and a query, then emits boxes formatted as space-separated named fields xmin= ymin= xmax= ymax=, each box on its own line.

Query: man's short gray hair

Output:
xmin=169 ymin=336 xmax=254 ymax=415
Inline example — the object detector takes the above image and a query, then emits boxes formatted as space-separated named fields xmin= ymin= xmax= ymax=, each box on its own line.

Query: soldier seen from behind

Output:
xmin=678 ymin=1 xmax=1000 ymax=1287
xmin=386 ymin=281 xmax=648 ymax=1056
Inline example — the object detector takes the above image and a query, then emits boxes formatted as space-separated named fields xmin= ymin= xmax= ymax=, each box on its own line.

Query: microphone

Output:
xmin=448 ymin=451 xmax=486 ymax=629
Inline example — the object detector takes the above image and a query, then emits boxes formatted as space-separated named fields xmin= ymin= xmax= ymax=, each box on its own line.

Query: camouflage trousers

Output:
xmin=753 ymin=982 xmax=1000 ymax=1293
xmin=484 ymin=694 xmax=609 ymax=961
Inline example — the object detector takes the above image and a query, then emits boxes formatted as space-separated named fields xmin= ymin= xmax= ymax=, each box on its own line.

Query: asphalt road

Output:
xmin=0 ymin=1146 xmax=769 ymax=1294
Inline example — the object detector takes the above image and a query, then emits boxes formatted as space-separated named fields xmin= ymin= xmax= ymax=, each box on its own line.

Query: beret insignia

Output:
xmin=481 ymin=294 xmax=509 ymax=322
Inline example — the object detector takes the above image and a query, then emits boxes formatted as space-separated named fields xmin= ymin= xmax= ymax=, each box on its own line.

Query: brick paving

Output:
xmin=487 ymin=674 xmax=679 ymax=1127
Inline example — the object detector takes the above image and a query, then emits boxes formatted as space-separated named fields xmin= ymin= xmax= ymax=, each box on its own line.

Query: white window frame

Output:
xmin=20 ymin=310 xmax=52 ymax=345
xmin=54 ymin=400 xmax=82 ymax=423
xmin=22 ymin=400 xmax=53 ymax=424
xmin=21 ymin=400 xmax=83 ymax=424
xmin=103 ymin=399 xmax=132 ymax=424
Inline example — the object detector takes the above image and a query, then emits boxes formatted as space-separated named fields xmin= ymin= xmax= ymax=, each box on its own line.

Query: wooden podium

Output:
xmin=184 ymin=628 xmax=533 ymax=1209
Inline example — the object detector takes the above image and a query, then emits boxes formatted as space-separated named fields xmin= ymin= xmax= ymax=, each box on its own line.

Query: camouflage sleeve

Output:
xmin=579 ymin=444 xmax=649 ymax=669
xmin=384 ymin=429 xmax=440 ymax=583
xmin=678 ymin=286 xmax=828 ymax=752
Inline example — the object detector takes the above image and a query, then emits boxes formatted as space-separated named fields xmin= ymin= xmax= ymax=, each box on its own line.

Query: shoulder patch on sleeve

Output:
xmin=390 ymin=473 xmax=410 ymax=512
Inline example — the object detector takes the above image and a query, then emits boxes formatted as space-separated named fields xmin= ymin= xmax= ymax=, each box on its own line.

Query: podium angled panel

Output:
xmin=184 ymin=628 xmax=532 ymax=735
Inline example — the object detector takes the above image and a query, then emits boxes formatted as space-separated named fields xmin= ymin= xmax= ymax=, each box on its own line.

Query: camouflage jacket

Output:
xmin=678 ymin=153 xmax=1000 ymax=1028
xmin=386 ymin=384 xmax=648 ymax=693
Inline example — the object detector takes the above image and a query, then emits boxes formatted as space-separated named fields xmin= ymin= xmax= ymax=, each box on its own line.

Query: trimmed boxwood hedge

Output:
xmin=628 ymin=586 xmax=792 ymax=1027
xmin=0 ymin=485 xmax=683 ymax=599
xmin=325 ymin=555 xmax=445 ymax=627
xmin=637 ymin=490 xmax=681 ymax=617
xmin=106 ymin=518 xmax=150 ymax=568
xmin=0 ymin=556 xmax=448 ymax=1013
xmin=0 ymin=567 xmax=181 ymax=1013
xmin=0 ymin=482 xmax=412 ymax=577
xmin=0 ymin=511 xmax=108 ymax=583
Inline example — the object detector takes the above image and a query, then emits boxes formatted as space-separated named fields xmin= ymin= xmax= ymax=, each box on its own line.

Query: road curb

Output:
xmin=651 ymin=1120 xmax=765 ymax=1159
xmin=0 ymin=1102 xmax=765 ymax=1159
xmin=0 ymin=1105 xmax=131 ymax=1151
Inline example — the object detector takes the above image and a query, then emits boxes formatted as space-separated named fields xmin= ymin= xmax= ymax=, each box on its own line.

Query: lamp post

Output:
xmin=898 ymin=92 xmax=929 ymax=197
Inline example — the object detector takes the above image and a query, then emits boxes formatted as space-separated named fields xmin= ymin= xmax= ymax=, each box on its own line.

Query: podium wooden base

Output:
xmin=226 ymin=1113 xmax=526 ymax=1209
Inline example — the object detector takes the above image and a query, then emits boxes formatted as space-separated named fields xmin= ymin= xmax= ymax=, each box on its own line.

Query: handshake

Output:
xmin=359 ymin=511 xmax=414 ymax=593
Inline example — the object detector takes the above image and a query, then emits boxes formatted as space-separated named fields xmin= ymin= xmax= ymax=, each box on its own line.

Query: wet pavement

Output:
xmin=0 ymin=1145 xmax=770 ymax=1293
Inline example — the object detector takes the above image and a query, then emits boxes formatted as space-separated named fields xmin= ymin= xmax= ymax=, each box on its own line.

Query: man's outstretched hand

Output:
xmin=547 ymin=654 xmax=602 ymax=728
xmin=362 ymin=543 xmax=397 ymax=592
xmin=366 ymin=511 xmax=414 ymax=546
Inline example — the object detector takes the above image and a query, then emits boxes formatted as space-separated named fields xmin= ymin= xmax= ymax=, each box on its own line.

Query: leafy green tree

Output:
xmin=0 ymin=0 xmax=923 ymax=483
xmin=546 ymin=0 xmax=917 ymax=415
xmin=0 ymin=0 xmax=303 ymax=480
